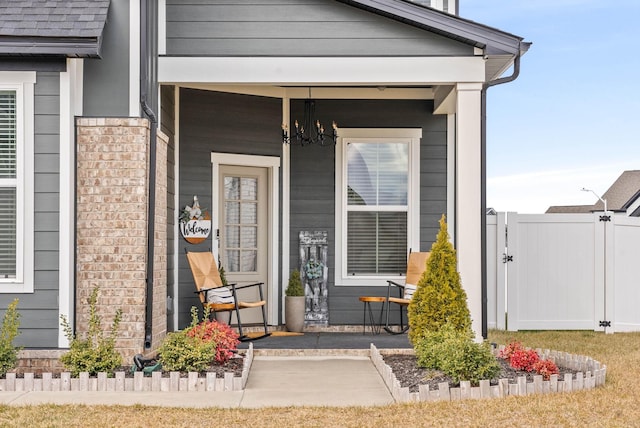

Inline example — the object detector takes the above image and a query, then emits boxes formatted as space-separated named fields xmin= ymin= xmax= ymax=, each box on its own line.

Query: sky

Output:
xmin=459 ymin=0 xmax=640 ymax=213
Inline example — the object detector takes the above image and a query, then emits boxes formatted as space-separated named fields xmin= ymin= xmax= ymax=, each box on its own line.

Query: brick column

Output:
xmin=75 ymin=118 xmax=167 ymax=359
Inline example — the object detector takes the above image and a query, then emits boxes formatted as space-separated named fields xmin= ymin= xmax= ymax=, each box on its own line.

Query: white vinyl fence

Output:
xmin=487 ymin=212 xmax=640 ymax=333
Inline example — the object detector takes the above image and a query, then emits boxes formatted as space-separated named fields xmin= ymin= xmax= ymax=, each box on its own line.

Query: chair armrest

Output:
xmin=387 ymin=280 xmax=405 ymax=289
xmin=234 ymin=282 xmax=264 ymax=291
xmin=386 ymin=280 xmax=406 ymax=300
xmin=230 ymin=282 xmax=266 ymax=302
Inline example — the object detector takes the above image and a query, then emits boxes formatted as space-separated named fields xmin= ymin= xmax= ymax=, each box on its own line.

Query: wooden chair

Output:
xmin=185 ymin=250 xmax=270 ymax=341
xmin=384 ymin=251 xmax=430 ymax=334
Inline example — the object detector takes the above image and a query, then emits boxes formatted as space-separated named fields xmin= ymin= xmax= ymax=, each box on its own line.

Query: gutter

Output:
xmin=141 ymin=0 xmax=157 ymax=350
xmin=480 ymin=46 xmax=523 ymax=339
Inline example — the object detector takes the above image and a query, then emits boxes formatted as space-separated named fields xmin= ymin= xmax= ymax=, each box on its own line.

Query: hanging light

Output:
xmin=282 ymin=91 xmax=338 ymax=146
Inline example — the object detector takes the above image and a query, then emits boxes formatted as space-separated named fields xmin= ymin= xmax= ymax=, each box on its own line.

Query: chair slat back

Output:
xmin=185 ymin=251 xmax=224 ymax=304
xmin=405 ymin=252 xmax=430 ymax=285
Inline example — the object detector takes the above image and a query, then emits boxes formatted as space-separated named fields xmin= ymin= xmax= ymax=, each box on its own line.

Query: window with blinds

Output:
xmin=0 ymin=90 xmax=17 ymax=278
xmin=345 ymin=142 xmax=408 ymax=276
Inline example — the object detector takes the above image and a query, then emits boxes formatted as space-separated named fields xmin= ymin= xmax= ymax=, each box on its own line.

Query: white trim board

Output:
xmin=176 ymin=84 xmax=434 ymax=100
xmin=159 ymin=57 xmax=486 ymax=85
xmin=58 ymin=59 xmax=83 ymax=347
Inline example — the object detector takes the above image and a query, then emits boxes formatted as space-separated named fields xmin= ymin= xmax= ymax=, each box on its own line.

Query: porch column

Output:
xmin=455 ymin=83 xmax=483 ymax=341
xmin=76 ymin=118 xmax=168 ymax=359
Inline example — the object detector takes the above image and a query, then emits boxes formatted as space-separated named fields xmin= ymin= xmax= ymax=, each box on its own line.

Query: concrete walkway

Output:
xmin=0 ymin=333 xmax=410 ymax=408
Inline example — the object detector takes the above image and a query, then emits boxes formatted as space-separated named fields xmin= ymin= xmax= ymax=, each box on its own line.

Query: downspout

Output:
xmin=481 ymin=47 xmax=522 ymax=339
xmin=141 ymin=0 xmax=157 ymax=350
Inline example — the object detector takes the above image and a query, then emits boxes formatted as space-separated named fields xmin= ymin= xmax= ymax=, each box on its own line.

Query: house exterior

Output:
xmin=0 ymin=0 xmax=529 ymax=357
xmin=547 ymin=170 xmax=640 ymax=216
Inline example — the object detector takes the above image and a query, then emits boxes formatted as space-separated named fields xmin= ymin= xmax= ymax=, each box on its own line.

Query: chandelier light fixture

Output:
xmin=282 ymin=92 xmax=338 ymax=146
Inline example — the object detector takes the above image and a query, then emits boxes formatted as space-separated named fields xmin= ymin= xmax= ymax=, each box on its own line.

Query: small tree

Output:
xmin=285 ymin=269 xmax=304 ymax=296
xmin=408 ymin=215 xmax=471 ymax=345
xmin=0 ymin=299 xmax=21 ymax=377
xmin=60 ymin=287 xmax=123 ymax=376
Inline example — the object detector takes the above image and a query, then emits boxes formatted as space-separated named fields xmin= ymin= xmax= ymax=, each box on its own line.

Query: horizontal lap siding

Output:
xmin=289 ymin=99 xmax=446 ymax=324
xmin=166 ymin=0 xmax=473 ymax=56
xmin=0 ymin=72 xmax=61 ymax=347
xmin=177 ymin=88 xmax=282 ymax=329
xmin=83 ymin=0 xmax=130 ymax=116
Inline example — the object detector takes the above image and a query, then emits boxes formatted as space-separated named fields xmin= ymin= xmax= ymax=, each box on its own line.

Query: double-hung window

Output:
xmin=0 ymin=72 xmax=35 ymax=292
xmin=335 ymin=129 xmax=421 ymax=286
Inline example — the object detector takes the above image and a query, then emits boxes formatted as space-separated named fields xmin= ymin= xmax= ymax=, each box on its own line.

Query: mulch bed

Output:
xmin=9 ymin=355 xmax=246 ymax=379
xmin=382 ymin=354 xmax=579 ymax=393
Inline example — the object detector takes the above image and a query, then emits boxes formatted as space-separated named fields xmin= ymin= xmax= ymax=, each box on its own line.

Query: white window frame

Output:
xmin=0 ymin=71 xmax=35 ymax=293
xmin=335 ymin=128 xmax=421 ymax=287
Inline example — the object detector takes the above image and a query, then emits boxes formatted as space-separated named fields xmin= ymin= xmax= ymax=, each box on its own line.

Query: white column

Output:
xmin=129 ymin=0 xmax=140 ymax=116
xmin=59 ymin=59 xmax=83 ymax=347
xmin=281 ymin=97 xmax=291 ymax=323
xmin=455 ymin=83 xmax=483 ymax=341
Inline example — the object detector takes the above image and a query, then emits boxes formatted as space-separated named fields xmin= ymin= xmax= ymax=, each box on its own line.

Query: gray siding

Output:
xmin=289 ymin=99 xmax=446 ymax=325
xmin=177 ymin=88 xmax=282 ymax=328
xmin=0 ymin=71 xmax=61 ymax=347
xmin=160 ymin=85 xmax=176 ymax=331
xmin=83 ymin=0 xmax=130 ymax=116
xmin=166 ymin=0 xmax=473 ymax=56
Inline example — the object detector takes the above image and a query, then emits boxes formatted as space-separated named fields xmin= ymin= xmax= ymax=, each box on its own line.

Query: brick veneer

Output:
xmin=75 ymin=118 xmax=167 ymax=359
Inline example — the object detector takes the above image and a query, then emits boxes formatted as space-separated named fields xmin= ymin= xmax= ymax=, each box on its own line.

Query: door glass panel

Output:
xmin=241 ymin=177 xmax=257 ymax=200
xmin=226 ymin=226 xmax=240 ymax=247
xmin=240 ymin=251 xmax=257 ymax=272
xmin=225 ymin=201 xmax=240 ymax=224
xmin=226 ymin=250 xmax=240 ymax=272
xmin=223 ymin=174 xmax=260 ymax=274
xmin=224 ymin=176 xmax=240 ymax=200
xmin=241 ymin=202 xmax=257 ymax=224
xmin=241 ymin=226 xmax=257 ymax=248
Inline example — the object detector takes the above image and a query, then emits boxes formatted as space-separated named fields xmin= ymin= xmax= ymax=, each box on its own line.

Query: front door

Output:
xmin=218 ymin=165 xmax=268 ymax=324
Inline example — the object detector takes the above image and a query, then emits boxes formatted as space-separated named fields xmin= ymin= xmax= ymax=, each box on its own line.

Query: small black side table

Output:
xmin=359 ymin=296 xmax=386 ymax=335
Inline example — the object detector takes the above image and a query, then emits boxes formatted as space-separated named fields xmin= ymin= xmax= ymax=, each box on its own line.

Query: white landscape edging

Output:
xmin=0 ymin=343 xmax=253 ymax=393
xmin=370 ymin=344 xmax=607 ymax=402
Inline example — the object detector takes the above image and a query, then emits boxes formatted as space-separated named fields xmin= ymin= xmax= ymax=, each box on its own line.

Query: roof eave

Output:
xmin=0 ymin=36 xmax=103 ymax=58
xmin=338 ymin=0 xmax=528 ymax=56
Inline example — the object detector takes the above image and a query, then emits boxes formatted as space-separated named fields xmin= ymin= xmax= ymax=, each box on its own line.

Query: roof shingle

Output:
xmin=0 ymin=0 xmax=110 ymax=57
xmin=0 ymin=1 xmax=109 ymax=38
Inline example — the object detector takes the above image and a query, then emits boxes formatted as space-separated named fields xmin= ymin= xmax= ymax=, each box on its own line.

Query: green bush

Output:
xmin=415 ymin=323 xmax=499 ymax=385
xmin=0 ymin=299 xmax=21 ymax=377
xmin=60 ymin=287 xmax=123 ymax=376
xmin=408 ymin=215 xmax=471 ymax=345
xmin=158 ymin=306 xmax=219 ymax=372
xmin=285 ymin=269 xmax=304 ymax=296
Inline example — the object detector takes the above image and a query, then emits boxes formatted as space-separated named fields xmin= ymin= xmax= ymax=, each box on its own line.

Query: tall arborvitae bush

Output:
xmin=408 ymin=215 xmax=471 ymax=345
xmin=0 ymin=299 xmax=21 ymax=377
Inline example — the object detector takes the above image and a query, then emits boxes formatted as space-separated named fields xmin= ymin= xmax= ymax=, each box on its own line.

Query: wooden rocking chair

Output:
xmin=384 ymin=251 xmax=430 ymax=334
xmin=185 ymin=250 xmax=270 ymax=341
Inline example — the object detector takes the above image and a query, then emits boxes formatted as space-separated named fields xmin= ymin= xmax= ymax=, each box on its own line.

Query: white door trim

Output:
xmin=211 ymin=153 xmax=280 ymax=325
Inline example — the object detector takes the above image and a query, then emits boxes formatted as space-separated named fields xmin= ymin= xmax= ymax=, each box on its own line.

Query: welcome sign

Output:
xmin=179 ymin=195 xmax=211 ymax=244
xmin=180 ymin=219 xmax=211 ymax=244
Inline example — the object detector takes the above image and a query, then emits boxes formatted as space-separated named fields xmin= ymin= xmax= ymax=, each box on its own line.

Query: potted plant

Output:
xmin=285 ymin=269 xmax=305 ymax=332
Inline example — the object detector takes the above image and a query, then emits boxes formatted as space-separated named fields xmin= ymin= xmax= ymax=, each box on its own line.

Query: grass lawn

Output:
xmin=0 ymin=330 xmax=637 ymax=427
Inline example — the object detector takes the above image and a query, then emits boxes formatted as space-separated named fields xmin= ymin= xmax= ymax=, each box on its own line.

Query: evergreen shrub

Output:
xmin=408 ymin=215 xmax=471 ymax=345
xmin=414 ymin=323 xmax=499 ymax=385
xmin=60 ymin=287 xmax=123 ymax=376
xmin=0 ymin=299 xmax=21 ymax=377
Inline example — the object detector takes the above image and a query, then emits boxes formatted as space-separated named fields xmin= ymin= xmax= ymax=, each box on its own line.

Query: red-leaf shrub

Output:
xmin=187 ymin=319 xmax=240 ymax=364
xmin=509 ymin=348 xmax=540 ymax=372
xmin=498 ymin=340 xmax=524 ymax=360
xmin=501 ymin=341 xmax=561 ymax=379
xmin=532 ymin=359 xmax=559 ymax=380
